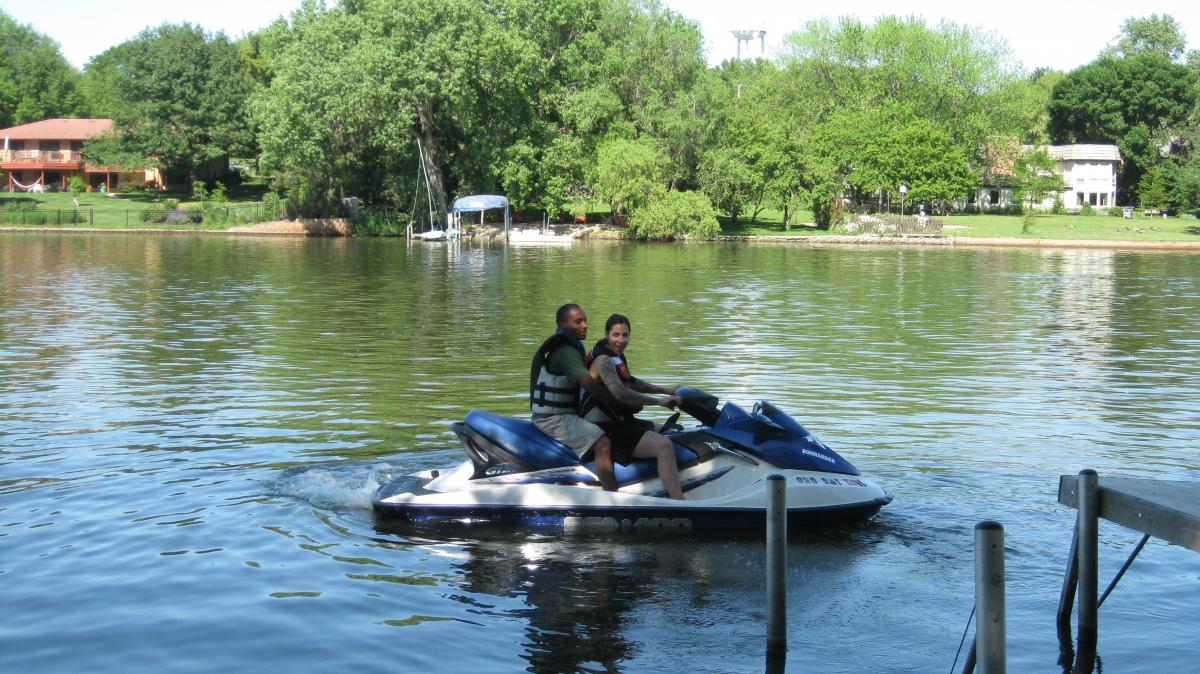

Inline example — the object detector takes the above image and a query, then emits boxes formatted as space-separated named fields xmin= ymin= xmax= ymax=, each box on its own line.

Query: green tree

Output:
xmin=83 ymin=24 xmax=256 ymax=189
xmin=1012 ymin=148 xmax=1065 ymax=232
xmin=1107 ymin=14 xmax=1188 ymax=61
xmin=1047 ymin=53 xmax=1197 ymax=203
xmin=627 ymin=189 xmax=719 ymax=240
xmin=592 ymin=138 xmax=664 ymax=217
xmin=1138 ymin=166 xmax=1169 ymax=210
xmin=0 ymin=10 xmax=86 ymax=126
xmin=774 ymin=16 xmax=1032 ymax=217
xmin=697 ymin=147 xmax=756 ymax=224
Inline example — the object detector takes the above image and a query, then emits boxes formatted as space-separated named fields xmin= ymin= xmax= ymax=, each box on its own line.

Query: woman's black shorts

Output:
xmin=596 ymin=418 xmax=656 ymax=465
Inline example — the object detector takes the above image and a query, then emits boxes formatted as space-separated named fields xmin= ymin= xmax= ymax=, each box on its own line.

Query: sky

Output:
xmin=5 ymin=0 xmax=1200 ymax=72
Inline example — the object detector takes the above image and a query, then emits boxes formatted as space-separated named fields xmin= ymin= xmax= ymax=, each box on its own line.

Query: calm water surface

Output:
xmin=2 ymin=234 xmax=1198 ymax=673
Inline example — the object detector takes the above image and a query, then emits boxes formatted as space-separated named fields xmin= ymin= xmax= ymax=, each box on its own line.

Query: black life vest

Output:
xmin=529 ymin=328 xmax=586 ymax=415
xmin=579 ymin=339 xmax=643 ymax=422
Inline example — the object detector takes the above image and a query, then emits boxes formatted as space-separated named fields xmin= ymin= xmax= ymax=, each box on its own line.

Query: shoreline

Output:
xmin=3 ymin=223 xmax=1200 ymax=251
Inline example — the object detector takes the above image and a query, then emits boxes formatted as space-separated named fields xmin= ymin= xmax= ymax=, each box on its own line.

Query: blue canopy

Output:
xmin=452 ymin=194 xmax=509 ymax=213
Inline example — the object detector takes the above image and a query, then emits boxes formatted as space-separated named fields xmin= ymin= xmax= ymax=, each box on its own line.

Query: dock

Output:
xmin=1054 ymin=471 xmax=1200 ymax=673
xmin=1058 ymin=475 xmax=1200 ymax=551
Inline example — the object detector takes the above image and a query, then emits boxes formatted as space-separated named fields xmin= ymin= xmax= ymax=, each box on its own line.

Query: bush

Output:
xmin=141 ymin=207 xmax=166 ymax=223
xmin=185 ymin=206 xmax=204 ymax=223
xmin=627 ymin=190 xmax=719 ymax=241
xmin=261 ymin=192 xmax=284 ymax=221
xmin=1052 ymin=196 xmax=1066 ymax=215
xmin=1080 ymin=202 xmax=1095 ymax=216
xmin=1106 ymin=206 xmax=1124 ymax=217
xmin=68 ymin=176 xmax=86 ymax=193
xmin=811 ymin=184 xmax=843 ymax=230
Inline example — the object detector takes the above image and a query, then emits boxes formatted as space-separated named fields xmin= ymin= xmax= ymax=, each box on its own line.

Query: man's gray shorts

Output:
xmin=533 ymin=413 xmax=604 ymax=458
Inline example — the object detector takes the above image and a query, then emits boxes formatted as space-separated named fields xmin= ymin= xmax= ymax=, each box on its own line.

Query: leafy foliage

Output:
xmin=1012 ymin=148 xmax=1064 ymax=232
xmin=0 ymin=10 xmax=87 ymax=127
xmin=1106 ymin=14 xmax=1188 ymax=61
xmin=593 ymin=139 xmax=665 ymax=217
xmin=82 ymin=24 xmax=256 ymax=188
xmin=627 ymin=189 xmax=719 ymax=240
xmin=1047 ymin=52 xmax=1198 ymax=203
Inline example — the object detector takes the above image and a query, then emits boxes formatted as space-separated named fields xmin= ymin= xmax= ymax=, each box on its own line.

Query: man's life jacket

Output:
xmin=529 ymin=327 xmax=586 ymax=415
xmin=579 ymin=339 xmax=643 ymax=422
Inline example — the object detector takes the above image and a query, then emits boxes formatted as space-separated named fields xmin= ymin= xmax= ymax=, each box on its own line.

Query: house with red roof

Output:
xmin=0 ymin=118 xmax=165 ymax=193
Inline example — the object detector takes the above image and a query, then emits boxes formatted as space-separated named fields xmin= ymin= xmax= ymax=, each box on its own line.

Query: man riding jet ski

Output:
xmin=372 ymin=385 xmax=892 ymax=532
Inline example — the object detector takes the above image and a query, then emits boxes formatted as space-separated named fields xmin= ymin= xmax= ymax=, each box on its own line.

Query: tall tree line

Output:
xmin=4 ymin=5 xmax=1200 ymax=219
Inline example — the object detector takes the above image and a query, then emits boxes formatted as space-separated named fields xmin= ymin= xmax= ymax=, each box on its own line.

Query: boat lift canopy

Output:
xmin=452 ymin=194 xmax=511 ymax=234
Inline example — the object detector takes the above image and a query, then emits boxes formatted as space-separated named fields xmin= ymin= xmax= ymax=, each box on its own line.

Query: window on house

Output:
xmin=69 ymin=141 xmax=83 ymax=152
xmin=989 ymin=190 xmax=1000 ymax=205
xmin=39 ymin=140 xmax=59 ymax=152
xmin=1077 ymin=192 xmax=1085 ymax=205
xmin=1100 ymin=194 xmax=1107 ymax=206
xmin=1089 ymin=193 xmax=1098 ymax=206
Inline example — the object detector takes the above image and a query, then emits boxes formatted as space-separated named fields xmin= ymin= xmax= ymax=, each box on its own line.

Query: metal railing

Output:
xmin=0 ymin=202 xmax=284 ymax=228
xmin=1 ymin=149 xmax=84 ymax=164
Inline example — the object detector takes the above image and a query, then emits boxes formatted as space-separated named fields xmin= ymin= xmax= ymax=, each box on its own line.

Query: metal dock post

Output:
xmin=973 ymin=521 xmax=1006 ymax=674
xmin=1074 ymin=470 xmax=1099 ymax=673
xmin=766 ymin=474 xmax=787 ymax=663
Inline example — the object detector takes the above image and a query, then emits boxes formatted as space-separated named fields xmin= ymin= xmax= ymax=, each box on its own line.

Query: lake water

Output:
xmin=2 ymin=234 xmax=1198 ymax=673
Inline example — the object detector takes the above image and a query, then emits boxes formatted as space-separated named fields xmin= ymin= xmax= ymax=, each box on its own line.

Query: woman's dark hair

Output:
xmin=605 ymin=313 xmax=631 ymax=333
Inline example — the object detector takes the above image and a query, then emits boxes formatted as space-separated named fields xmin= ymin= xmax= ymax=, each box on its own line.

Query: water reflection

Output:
xmin=4 ymin=234 xmax=1200 ymax=673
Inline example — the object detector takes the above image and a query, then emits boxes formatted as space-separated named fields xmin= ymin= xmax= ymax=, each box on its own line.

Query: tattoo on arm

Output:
xmin=598 ymin=357 xmax=656 ymax=406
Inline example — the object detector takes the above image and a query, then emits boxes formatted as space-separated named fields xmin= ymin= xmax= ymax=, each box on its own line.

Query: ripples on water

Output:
xmin=2 ymin=235 xmax=1199 ymax=673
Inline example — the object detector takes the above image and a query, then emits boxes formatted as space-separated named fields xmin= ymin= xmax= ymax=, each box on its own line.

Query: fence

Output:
xmin=0 ymin=202 xmax=284 ymax=229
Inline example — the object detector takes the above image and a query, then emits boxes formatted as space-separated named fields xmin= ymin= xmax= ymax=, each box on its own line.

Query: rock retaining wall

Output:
xmin=226 ymin=219 xmax=354 ymax=236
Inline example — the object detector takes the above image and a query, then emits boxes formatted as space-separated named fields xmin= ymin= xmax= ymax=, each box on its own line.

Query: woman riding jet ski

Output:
xmin=372 ymin=386 xmax=892 ymax=532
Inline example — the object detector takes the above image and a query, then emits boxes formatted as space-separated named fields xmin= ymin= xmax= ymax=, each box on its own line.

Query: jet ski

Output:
xmin=372 ymin=388 xmax=891 ymax=532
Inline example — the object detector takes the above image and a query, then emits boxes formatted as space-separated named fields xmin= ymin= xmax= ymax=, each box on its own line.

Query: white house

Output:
xmin=1047 ymin=144 xmax=1121 ymax=210
xmin=974 ymin=143 xmax=1122 ymax=212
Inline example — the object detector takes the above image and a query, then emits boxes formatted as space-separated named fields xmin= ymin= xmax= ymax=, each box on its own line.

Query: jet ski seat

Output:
xmin=460 ymin=410 xmax=699 ymax=488
xmin=462 ymin=410 xmax=580 ymax=471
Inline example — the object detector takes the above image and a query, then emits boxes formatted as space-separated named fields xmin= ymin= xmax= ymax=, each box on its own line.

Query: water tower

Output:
xmin=731 ymin=29 xmax=766 ymax=59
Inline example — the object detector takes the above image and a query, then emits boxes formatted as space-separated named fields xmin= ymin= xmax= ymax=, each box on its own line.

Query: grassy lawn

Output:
xmin=717 ymin=207 xmax=1200 ymax=242
xmin=718 ymin=208 xmax=832 ymax=236
xmin=0 ymin=182 xmax=274 ymax=229
xmin=940 ymin=212 xmax=1200 ymax=241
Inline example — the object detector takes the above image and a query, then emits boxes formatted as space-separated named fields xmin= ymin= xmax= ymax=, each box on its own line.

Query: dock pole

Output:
xmin=766 ymin=474 xmax=787 ymax=662
xmin=1055 ymin=521 xmax=1079 ymax=670
xmin=1075 ymin=469 xmax=1099 ymax=674
xmin=975 ymin=521 xmax=1006 ymax=674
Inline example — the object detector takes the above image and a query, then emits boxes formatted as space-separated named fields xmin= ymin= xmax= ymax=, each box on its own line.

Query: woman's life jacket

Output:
xmin=529 ymin=327 xmax=586 ymax=415
xmin=579 ymin=339 xmax=643 ymax=422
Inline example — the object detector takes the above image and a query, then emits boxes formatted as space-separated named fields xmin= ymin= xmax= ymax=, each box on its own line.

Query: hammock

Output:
xmin=10 ymin=177 xmax=45 ymax=193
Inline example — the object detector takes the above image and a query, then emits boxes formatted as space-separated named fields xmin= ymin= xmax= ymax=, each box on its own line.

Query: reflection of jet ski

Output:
xmin=372 ymin=388 xmax=891 ymax=532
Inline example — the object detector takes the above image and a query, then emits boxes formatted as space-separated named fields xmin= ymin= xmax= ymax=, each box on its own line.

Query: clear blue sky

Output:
xmin=5 ymin=0 xmax=1200 ymax=72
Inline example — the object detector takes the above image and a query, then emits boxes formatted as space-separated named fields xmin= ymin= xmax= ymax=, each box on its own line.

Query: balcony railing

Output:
xmin=1 ymin=149 xmax=84 ymax=164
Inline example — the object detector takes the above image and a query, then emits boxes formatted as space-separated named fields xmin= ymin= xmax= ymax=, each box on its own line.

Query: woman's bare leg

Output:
xmin=631 ymin=432 xmax=685 ymax=499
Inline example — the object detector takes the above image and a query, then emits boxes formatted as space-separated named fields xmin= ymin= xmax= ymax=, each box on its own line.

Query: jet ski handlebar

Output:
xmin=675 ymin=387 xmax=721 ymax=427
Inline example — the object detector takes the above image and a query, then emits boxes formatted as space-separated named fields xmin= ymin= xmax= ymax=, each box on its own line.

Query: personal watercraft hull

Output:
xmin=372 ymin=461 xmax=892 ymax=532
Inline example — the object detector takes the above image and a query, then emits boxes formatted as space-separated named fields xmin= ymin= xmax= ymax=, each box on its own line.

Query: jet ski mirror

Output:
xmin=676 ymin=387 xmax=720 ymax=427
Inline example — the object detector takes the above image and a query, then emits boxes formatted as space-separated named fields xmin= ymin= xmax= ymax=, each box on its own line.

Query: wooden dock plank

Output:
xmin=1059 ymin=475 xmax=1200 ymax=552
